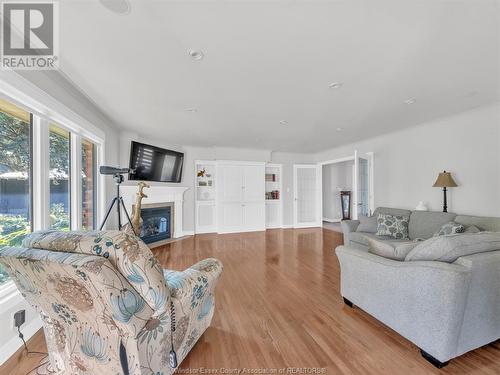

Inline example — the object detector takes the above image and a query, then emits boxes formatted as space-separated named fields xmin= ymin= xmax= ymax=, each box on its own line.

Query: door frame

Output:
xmin=293 ymin=164 xmax=322 ymax=228
xmin=353 ymin=151 xmax=375 ymax=219
xmin=318 ymin=152 xmax=374 ymax=222
xmin=318 ymin=156 xmax=356 ymax=223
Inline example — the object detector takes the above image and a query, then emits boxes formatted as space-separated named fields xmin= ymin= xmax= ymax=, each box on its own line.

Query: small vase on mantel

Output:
xmin=415 ymin=201 xmax=428 ymax=211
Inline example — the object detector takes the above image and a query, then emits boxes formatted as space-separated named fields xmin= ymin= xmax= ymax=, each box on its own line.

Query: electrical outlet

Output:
xmin=14 ymin=310 xmax=25 ymax=328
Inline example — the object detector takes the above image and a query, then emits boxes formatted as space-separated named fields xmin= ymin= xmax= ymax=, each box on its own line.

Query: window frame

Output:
xmin=0 ymin=72 xmax=106 ymax=300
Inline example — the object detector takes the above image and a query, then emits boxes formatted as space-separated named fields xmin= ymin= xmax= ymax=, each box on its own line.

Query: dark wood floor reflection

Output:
xmin=3 ymin=229 xmax=500 ymax=374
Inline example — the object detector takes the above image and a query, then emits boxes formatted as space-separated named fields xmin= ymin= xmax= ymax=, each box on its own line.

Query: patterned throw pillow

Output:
xmin=376 ymin=213 xmax=410 ymax=239
xmin=433 ymin=221 xmax=466 ymax=237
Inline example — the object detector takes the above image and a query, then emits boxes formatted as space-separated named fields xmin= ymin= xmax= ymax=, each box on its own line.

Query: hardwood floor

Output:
xmin=2 ymin=228 xmax=500 ymax=374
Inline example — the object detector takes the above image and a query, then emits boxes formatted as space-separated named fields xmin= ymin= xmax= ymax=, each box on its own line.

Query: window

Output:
xmin=0 ymin=99 xmax=32 ymax=285
xmin=82 ymin=139 xmax=97 ymax=230
xmin=49 ymin=124 xmax=70 ymax=230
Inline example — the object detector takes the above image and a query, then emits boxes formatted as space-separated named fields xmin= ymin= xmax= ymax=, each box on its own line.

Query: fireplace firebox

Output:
xmin=136 ymin=203 xmax=173 ymax=246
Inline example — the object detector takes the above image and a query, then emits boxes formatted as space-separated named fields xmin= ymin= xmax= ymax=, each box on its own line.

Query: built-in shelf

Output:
xmin=265 ymin=164 xmax=283 ymax=228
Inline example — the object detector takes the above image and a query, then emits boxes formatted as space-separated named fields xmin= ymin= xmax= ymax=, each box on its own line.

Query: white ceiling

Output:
xmin=59 ymin=0 xmax=500 ymax=153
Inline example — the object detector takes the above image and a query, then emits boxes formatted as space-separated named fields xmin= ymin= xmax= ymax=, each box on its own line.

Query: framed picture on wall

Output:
xmin=340 ymin=191 xmax=351 ymax=220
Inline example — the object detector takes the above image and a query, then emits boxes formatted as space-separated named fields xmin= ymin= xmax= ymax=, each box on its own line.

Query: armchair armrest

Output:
xmin=341 ymin=220 xmax=360 ymax=234
xmin=163 ymin=258 xmax=223 ymax=299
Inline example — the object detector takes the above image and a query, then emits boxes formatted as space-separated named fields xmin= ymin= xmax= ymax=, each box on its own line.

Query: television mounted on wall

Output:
xmin=128 ymin=141 xmax=184 ymax=183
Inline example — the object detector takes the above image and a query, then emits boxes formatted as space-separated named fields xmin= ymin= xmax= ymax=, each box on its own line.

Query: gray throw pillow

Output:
xmin=433 ymin=221 xmax=465 ymax=237
xmin=405 ymin=232 xmax=500 ymax=262
xmin=368 ymin=238 xmax=419 ymax=261
xmin=376 ymin=213 xmax=410 ymax=239
xmin=357 ymin=215 xmax=377 ymax=233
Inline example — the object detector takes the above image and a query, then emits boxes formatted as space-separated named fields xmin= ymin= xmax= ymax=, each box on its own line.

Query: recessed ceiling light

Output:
xmin=329 ymin=82 xmax=343 ymax=89
xmin=99 ymin=0 xmax=131 ymax=14
xmin=279 ymin=120 xmax=288 ymax=125
xmin=188 ymin=50 xmax=204 ymax=60
xmin=336 ymin=127 xmax=343 ymax=131
xmin=404 ymin=98 xmax=416 ymax=105
xmin=185 ymin=108 xmax=198 ymax=113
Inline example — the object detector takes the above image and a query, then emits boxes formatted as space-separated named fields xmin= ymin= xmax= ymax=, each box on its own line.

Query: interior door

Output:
xmin=354 ymin=151 xmax=374 ymax=219
xmin=293 ymin=164 xmax=321 ymax=228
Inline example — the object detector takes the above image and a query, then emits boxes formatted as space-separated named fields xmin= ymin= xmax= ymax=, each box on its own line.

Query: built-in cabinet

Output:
xmin=217 ymin=161 xmax=265 ymax=233
xmin=194 ymin=160 xmax=282 ymax=234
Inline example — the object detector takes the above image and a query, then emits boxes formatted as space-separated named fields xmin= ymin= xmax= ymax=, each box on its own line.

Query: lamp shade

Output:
xmin=433 ymin=171 xmax=458 ymax=188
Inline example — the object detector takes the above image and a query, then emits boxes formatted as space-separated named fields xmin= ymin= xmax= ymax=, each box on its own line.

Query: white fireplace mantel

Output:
xmin=120 ymin=184 xmax=190 ymax=239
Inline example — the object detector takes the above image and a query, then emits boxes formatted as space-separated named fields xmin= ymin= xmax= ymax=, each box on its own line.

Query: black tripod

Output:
xmin=99 ymin=173 xmax=136 ymax=235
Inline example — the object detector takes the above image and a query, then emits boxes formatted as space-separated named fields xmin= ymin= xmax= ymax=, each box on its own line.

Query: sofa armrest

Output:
xmin=335 ymin=245 xmax=471 ymax=362
xmin=341 ymin=220 xmax=360 ymax=234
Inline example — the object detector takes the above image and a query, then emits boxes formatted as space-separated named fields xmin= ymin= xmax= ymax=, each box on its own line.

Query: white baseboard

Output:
xmin=183 ymin=230 xmax=195 ymax=236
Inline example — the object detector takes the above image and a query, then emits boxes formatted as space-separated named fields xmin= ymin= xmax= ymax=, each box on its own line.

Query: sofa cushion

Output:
xmin=408 ymin=211 xmax=457 ymax=240
xmin=433 ymin=221 xmax=466 ymax=237
xmin=455 ymin=215 xmax=500 ymax=232
xmin=349 ymin=232 xmax=410 ymax=247
xmin=357 ymin=215 xmax=377 ymax=233
xmin=368 ymin=238 xmax=419 ymax=261
xmin=465 ymin=225 xmax=481 ymax=233
xmin=405 ymin=232 xmax=500 ymax=263
xmin=374 ymin=207 xmax=412 ymax=218
xmin=376 ymin=213 xmax=410 ymax=239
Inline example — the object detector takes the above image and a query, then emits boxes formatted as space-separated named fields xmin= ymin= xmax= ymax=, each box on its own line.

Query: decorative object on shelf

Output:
xmin=197 ymin=168 xmax=206 ymax=178
xmin=415 ymin=201 xmax=428 ymax=211
xmin=266 ymin=190 xmax=280 ymax=200
xmin=432 ymin=170 xmax=458 ymax=213
xmin=125 ymin=181 xmax=150 ymax=236
xmin=265 ymin=173 xmax=277 ymax=182
xmin=340 ymin=191 xmax=351 ymax=220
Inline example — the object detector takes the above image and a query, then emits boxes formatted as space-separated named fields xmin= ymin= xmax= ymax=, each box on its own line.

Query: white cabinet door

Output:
xmin=293 ymin=164 xmax=321 ymax=228
xmin=195 ymin=201 xmax=217 ymax=234
xmin=243 ymin=202 xmax=265 ymax=231
xmin=243 ymin=165 xmax=265 ymax=202
xmin=218 ymin=164 xmax=243 ymax=202
xmin=217 ymin=162 xmax=266 ymax=233
xmin=218 ymin=203 xmax=244 ymax=233
xmin=266 ymin=201 xmax=281 ymax=228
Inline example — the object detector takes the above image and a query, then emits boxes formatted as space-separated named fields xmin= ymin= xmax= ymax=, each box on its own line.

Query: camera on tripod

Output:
xmin=99 ymin=166 xmax=136 ymax=234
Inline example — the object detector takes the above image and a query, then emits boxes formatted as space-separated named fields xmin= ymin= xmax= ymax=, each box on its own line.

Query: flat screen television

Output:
xmin=128 ymin=141 xmax=184 ymax=183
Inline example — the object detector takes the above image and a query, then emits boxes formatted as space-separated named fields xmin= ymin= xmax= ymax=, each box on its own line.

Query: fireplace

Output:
xmin=135 ymin=202 xmax=174 ymax=246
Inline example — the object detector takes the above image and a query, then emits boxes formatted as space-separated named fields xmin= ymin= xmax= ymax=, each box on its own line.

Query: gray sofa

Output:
xmin=337 ymin=207 xmax=500 ymax=367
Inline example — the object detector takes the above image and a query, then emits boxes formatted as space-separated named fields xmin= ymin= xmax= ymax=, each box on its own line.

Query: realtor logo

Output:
xmin=1 ymin=1 xmax=59 ymax=69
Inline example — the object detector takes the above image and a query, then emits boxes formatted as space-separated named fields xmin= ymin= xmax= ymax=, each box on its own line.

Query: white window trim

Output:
xmin=0 ymin=70 xmax=107 ymax=300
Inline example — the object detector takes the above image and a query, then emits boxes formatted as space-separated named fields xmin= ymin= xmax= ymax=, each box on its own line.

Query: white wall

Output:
xmin=315 ymin=104 xmax=500 ymax=216
xmin=322 ymin=161 xmax=354 ymax=221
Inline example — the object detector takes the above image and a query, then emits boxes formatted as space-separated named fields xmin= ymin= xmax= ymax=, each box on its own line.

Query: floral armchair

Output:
xmin=0 ymin=230 xmax=223 ymax=375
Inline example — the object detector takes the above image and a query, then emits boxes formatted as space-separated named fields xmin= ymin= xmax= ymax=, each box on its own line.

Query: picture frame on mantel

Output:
xmin=340 ymin=191 xmax=351 ymax=220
